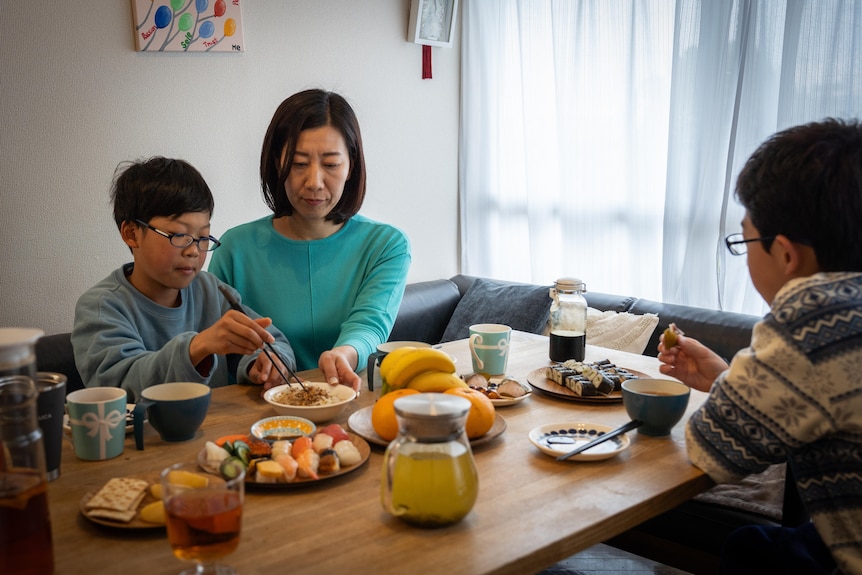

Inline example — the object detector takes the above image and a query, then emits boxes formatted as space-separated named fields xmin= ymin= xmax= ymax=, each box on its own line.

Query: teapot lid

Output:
xmin=394 ymin=393 xmax=470 ymax=418
xmin=393 ymin=393 xmax=471 ymax=441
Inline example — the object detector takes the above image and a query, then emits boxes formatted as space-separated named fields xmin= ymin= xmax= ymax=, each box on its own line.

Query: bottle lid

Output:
xmin=555 ymin=278 xmax=586 ymax=292
xmin=0 ymin=328 xmax=43 ymax=370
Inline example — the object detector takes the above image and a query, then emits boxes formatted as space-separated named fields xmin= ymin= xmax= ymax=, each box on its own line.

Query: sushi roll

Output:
xmin=567 ymin=377 xmax=598 ymax=396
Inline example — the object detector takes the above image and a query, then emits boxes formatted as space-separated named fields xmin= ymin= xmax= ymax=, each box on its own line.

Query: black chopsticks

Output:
xmin=217 ymin=285 xmax=306 ymax=390
xmin=555 ymin=419 xmax=642 ymax=461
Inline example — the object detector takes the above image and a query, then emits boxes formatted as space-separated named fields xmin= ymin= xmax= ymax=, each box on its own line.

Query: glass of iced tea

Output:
xmin=160 ymin=461 xmax=245 ymax=575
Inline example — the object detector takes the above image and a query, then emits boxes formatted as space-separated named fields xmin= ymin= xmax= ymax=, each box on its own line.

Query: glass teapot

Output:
xmin=380 ymin=393 xmax=478 ymax=527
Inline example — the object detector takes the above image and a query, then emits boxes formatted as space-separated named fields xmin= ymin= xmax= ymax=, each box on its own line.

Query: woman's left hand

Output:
xmin=319 ymin=346 xmax=361 ymax=392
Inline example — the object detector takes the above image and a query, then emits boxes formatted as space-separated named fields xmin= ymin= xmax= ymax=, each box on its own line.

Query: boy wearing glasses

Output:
xmin=658 ymin=119 xmax=862 ymax=574
xmin=72 ymin=157 xmax=297 ymax=400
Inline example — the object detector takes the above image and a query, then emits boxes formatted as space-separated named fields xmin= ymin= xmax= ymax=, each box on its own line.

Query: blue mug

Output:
xmin=469 ymin=324 xmax=511 ymax=377
xmin=66 ymin=387 xmax=128 ymax=461
xmin=133 ymin=382 xmax=211 ymax=449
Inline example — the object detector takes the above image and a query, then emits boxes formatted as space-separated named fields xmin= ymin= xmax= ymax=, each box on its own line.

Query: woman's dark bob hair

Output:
xmin=260 ymin=89 xmax=365 ymax=224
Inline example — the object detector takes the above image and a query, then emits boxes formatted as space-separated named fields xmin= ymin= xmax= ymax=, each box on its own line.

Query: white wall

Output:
xmin=0 ymin=0 xmax=461 ymax=335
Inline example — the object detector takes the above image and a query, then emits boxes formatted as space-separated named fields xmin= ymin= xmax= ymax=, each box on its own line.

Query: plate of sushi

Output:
xmin=526 ymin=360 xmax=646 ymax=404
xmin=528 ymin=422 xmax=631 ymax=462
xmin=198 ymin=423 xmax=370 ymax=488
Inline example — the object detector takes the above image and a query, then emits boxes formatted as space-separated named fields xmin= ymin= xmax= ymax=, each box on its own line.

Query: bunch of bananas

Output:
xmin=378 ymin=347 xmax=467 ymax=395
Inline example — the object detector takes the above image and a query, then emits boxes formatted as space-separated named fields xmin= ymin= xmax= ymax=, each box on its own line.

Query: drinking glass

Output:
xmin=161 ymin=461 xmax=245 ymax=575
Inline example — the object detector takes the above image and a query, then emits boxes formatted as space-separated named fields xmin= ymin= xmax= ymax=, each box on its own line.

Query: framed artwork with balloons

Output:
xmin=131 ymin=0 xmax=244 ymax=52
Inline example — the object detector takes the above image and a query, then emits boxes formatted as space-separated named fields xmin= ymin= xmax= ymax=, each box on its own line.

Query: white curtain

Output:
xmin=460 ymin=0 xmax=862 ymax=314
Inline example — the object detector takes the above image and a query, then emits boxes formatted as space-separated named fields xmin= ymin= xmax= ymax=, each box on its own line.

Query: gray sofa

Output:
xmin=34 ymin=273 xmax=799 ymax=573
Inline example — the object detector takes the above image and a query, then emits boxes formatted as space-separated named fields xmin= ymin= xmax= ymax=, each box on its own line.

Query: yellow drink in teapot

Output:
xmin=388 ymin=444 xmax=478 ymax=527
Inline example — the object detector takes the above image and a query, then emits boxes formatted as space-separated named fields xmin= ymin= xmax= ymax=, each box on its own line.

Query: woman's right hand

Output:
xmin=657 ymin=331 xmax=728 ymax=392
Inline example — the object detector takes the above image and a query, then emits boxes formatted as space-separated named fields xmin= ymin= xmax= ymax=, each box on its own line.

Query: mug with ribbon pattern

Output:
xmin=66 ymin=387 xmax=128 ymax=460
xmin=468 ymin=324 xmax=512 ymax=377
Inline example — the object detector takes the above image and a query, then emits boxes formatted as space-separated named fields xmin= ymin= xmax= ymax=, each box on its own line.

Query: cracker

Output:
xmin=86 ymin=507 xmax=138 ymax=523
xmin=85 ymin=477 xmax=149 ymax=513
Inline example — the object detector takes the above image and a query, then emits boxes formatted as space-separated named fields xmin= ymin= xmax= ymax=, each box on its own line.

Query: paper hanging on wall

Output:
xmin=131 ymin=0 xmax=244 ymax=52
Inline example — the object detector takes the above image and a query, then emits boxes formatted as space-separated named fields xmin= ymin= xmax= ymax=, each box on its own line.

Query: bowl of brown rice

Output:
xmin=263 ymin=381 xmax=357 ymax=423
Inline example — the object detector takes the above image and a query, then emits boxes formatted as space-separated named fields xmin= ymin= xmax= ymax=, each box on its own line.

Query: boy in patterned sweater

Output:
xmin=658 ymin=119 xmax=862 ymax=575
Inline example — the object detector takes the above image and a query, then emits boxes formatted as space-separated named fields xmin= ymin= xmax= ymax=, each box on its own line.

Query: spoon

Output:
xmin=555 ymin=419 xmax=642 ymax=461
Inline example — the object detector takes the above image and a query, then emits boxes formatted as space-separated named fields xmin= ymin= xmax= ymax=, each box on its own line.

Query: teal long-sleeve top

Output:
xmin=71 ymin=264 xmax=296 ymax=402
xmin=208 ymin=214 xmax=411 ymax=372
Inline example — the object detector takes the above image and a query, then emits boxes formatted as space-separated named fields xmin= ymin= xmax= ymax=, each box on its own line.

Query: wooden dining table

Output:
xmin=47 ymin=331 xmax=714 ymax=574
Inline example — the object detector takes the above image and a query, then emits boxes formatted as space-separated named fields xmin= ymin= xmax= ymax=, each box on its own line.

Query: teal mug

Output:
xmin=133 ymin=382 xmax=211 ymax=449
xmin=468 ymin=324 xmax=511 ymax=377
xmin=66 ymin=387 xmax=128 ymax=461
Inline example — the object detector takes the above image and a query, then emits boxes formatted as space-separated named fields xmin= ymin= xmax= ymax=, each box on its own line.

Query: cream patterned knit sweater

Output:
xmin=686 ymin=272 xmax=862 ymax=574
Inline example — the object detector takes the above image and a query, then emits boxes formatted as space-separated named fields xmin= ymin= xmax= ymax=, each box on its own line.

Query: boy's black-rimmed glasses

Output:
xmin=135 ymin=219 xmax=221 ymax=252
xmin=724 ymin=233 xmax=776 ymax=255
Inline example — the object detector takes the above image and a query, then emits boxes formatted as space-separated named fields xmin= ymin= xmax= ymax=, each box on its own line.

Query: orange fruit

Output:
xmin=444 ymin=387 xmax=496 ymax=439
xmin=371 ymin=388 xmax=420 ymax=441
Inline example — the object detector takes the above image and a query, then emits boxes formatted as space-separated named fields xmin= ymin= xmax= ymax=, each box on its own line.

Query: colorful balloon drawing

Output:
xmin=154 ymin=5 xmax=172 ymax=29
xmin=178 ymin=13 xmax=194 ymax=32
xmin=224 ymin=18 xmax=236 ymax=37
xmin=132 ymin=0 xmax=242 ymax=52
xmin=199 ymin=21 xmax=215 ymax=39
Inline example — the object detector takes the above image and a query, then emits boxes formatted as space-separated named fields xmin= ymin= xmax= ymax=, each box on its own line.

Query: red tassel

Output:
xmin=422 ymin=45 xmax=432 ymax=79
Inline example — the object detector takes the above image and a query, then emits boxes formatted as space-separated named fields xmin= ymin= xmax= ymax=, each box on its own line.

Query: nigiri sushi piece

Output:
xmin=318 ymin=423 xmax=351 ymax=444
xmin=273 ymin=453 xmax=298 ymax=482
xmin=296 ymin=448 xmax=320 ymax=479
xmin=255 ymin=460 xmax=287 ymax=484
xmin=291 ymin=436 xmax=313 ymax=458
xmin=312 ymin=432 xmax=334 ymax=454
xmin=318 ymin=449 xmax=340 ymax=474
xmin=271 ymin=440 xmax=292 ymax=458
xmin=333 ymin=439 xmax=362 ymax=466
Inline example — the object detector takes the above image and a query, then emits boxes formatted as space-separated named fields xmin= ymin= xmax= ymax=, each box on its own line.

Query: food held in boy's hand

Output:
xmin=663 ymin=323 xmax=683 ymax=349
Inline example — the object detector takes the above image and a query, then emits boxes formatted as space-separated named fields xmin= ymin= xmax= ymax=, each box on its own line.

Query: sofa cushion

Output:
xmin=440 ymin=278 xmax=552 ymax=342
xmin=585 ymin=308 xmax=659 ymax=355
xmin=388 ymin=279 xmax=463 ymax=344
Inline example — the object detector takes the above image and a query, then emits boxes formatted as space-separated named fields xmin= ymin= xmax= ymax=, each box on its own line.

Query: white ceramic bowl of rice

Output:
xmin=263 ymin=381 xmax=357 ymax=423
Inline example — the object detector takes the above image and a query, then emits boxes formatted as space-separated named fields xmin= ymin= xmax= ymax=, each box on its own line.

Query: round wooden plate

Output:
xmin=526 ymin=366 xmax=649 ymax=404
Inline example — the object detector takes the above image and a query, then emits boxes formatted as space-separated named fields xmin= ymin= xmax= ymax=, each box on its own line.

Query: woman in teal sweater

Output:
xmin=210 ymin=90 xmax=411 ymax=392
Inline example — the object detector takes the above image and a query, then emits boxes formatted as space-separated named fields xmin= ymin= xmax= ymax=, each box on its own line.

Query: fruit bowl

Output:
xmin=263 ymin=381 xmax=357 ymax=423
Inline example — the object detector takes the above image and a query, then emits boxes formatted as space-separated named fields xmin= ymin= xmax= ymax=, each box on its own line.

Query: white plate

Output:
xmin=64 ymin=403 xmax=139 ymax=435
xmin=347 ymin=405 xmax=506 ymax=448
xmin=487 ymin=378 xmax=531 ymax=407
xmin=528 ymin=422 xmax=631 ymax=462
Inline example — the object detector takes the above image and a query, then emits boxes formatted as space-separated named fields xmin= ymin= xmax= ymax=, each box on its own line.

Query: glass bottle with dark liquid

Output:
xmin=549 ymin=278 xmax=587 ymax=362
xmin=0 ymin=375 xmax=54 ymax=575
